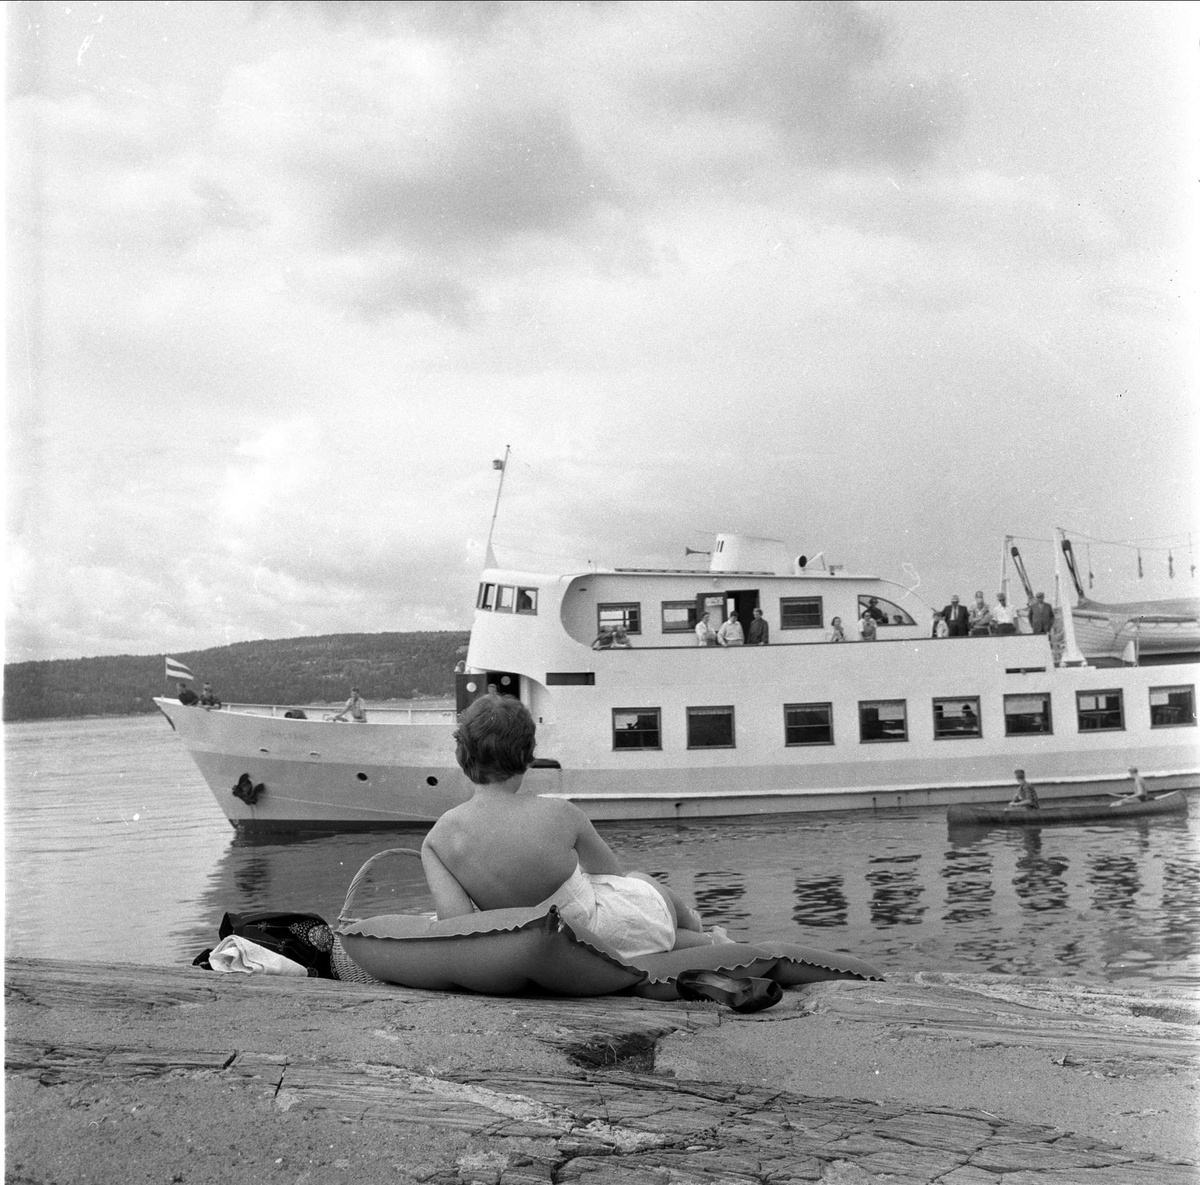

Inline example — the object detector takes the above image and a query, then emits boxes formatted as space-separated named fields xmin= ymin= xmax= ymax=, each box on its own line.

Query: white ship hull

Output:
xmin=158 ymin=534 xmax=1200 ymax=831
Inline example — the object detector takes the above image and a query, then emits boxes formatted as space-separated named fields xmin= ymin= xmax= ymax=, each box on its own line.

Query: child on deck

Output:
xmin=421 ymin=694 xmax=721 ymax=960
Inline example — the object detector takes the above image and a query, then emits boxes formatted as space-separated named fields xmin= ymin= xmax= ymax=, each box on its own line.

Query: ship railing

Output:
xmin=218 ymin=702 xmax=458 ymax=724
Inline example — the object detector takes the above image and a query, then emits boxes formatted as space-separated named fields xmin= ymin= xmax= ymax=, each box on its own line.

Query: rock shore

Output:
xmin=6 ymin=958 xmax=1198 ymax=1184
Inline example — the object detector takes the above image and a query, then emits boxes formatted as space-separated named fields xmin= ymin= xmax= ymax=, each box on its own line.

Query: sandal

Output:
xmin=675 ymin=970 xmax=783 ymax=1013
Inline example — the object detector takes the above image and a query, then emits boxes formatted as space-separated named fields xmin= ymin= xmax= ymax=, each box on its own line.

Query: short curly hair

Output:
xmin=454 ymin=694 xmax=536 ymax=784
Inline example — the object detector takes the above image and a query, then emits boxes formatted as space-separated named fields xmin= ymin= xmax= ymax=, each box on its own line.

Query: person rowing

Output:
xmin=1109 ymin=766 xmax=1151 ymax=807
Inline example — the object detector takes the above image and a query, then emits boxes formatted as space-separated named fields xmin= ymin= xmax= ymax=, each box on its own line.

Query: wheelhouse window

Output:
xmin=934 ymin=697 xmax=981 ymax=739
xmin=662 ymin=600 xmax=698 ymax=633
xmin=780 ymin=597 xmax=823 ymax=630
xmin=1077 ymin=690 xmax=1124 ymax=732
xmin=858 ymin=595 xmax=916 ymax=627
xmin=1150 ymin=685 xmax=1196 ymax=728
xmin=598 ymin=602 xmax=641 ymax=635
xmin=516 ymin=587 xmax=538 ymax=615
xmin=1004 ymin=693 xmax=1052 ymax=735
xmin=477 ymin=583 xmax=497 ymax=610
xmin=784 ymin=703 xmax=834 ymax=746
xmin=612 ymin=708 xmax=661 ymax=750
xmin=496 ymin=585 xmax=516 ymax=612
xmin=687 ymin=706 xmax=735 ymax=749
xmin=859 ymin=700 xmax=907 ymax=742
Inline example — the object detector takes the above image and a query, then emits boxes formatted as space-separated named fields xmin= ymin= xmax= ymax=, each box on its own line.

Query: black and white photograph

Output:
xmin=7 ymin=3 xmax=1199 ymax=1181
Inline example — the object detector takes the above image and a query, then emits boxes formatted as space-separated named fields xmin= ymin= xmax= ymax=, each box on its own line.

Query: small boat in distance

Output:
xmin=947 ymin=790 xmax=1189 ymax=828
xmin=156 ymin=517 xmax=1200 ymax=831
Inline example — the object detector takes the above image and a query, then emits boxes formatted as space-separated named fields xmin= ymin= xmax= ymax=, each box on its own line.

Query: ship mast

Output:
xmin=484 ymin=445 xmax=510 ymax=569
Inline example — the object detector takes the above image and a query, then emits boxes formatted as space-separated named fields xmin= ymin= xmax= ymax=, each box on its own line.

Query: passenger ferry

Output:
xmin=156 ymin=530 xmax=1200 ymax=830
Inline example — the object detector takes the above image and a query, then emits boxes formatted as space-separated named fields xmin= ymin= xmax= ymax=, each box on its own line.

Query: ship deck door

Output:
xmin=455 ymin=670 xmax=522 ymax=712
xmin=726 ymin=589 xmax=761 ymax=628
xmin=695 ymin=591 xmax=727 ymax=626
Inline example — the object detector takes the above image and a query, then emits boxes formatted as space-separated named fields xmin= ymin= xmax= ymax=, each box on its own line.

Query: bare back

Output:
xmin=423 ymin=791 xmax=622 ymax=914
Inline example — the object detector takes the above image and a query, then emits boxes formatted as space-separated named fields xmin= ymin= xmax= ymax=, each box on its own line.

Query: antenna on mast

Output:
xmin=484 ymin=445 xmax=510 ymax=569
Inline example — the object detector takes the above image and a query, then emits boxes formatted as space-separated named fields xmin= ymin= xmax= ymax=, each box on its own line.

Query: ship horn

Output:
xmin=685 ymin=547 xmax=711 ymax=557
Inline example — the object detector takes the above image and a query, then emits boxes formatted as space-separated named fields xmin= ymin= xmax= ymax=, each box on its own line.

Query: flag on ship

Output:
xmin=492 ymin=458 xmax=505 ymax=470
xmin=165 ymin=656 xmax=194 ymax=683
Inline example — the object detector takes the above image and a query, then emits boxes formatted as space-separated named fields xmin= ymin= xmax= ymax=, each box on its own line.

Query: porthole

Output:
xmin=426 ymin=776 xmax=439 ymax=787
xmin=356 ymin=772 xmax=369 ymax=782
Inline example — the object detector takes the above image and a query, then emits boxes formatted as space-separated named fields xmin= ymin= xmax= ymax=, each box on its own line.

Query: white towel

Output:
xmin=207 ymin=935 xmax=309 ymax=976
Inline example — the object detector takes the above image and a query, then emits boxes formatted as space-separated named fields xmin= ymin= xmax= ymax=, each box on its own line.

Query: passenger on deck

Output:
xmin=611 ymin=626 xmax=632 ymax=648
xmin=198 ymin=682 xmax=223 ymax=709
xmin=1110 ymin=766 xmax=1151 ymax=806
xmin=695 ymin=611 xmax=717 ymax=647
xmin=331 ymin=687 xmax=367 ymax=723
xmin=991 ymin=592 xmax=1017 ymax=634
xmin=828 ymin=616 xmax=846 ymax=642
xmin=591 ymin=626 xmax=615 ymax=650
xmin=863 ymin=597 xmax=887 ymax=624
xmin=942 ymin=595 xmax=969 ymax=637
xmin=856 ymin=609 xmax=877 ymax=641
xmin=969 ymin=592 xmax=992 ymax=636
xmin=1005 ymin=769 xmax=1039 ymax=810
xmin=746 ymin=607 xmax=769 ymax=645
xmin=420 ymin=695 xmax=727 ymax=959
xmin=1028 ymin=592 xmax=1055 ymax=635
xmin=717 ymin=612 xmax=744 ymax=646
xmin=931 ymin=610 xmax=949 ymax=638
xmin=176 ymin=681 xmax=199 ymax=706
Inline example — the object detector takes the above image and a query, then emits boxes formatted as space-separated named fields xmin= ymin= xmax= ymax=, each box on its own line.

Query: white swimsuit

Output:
xmin=543 ymin=866 xmax=675 ymax=959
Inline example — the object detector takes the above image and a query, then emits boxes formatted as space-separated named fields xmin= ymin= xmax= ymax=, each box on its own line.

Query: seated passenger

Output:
xmin=1005 ymin=769 xmax=1039 ymax=810
xmin=176 ymin=680 xmax=199 ymax=706
xmin=695 ymin=611 xmax=717 ymax=646
xmin=421 ymin=695 xmax=726 ymax=959
xmin=717 ymin=612 xmax=744 ymax=646
xmin=856 ymin=610 xmax=877 ymax=641
xmin=611 ymin=626 xmax=632 ymax=648
xmin=198 ymin=682 xmax=222 ymax=709
xmin=591 ymin=626 xmax=615 ymax=650
xmin=828 ymin=616 xmax=846 ymax=642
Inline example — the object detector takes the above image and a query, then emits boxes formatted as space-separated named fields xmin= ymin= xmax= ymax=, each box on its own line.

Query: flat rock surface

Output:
xmin=6 ymin=958 xmax=1198 ymax=1184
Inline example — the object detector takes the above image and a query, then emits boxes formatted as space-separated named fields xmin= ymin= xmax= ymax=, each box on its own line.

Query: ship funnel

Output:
xmin=709 ymin=534 xmax=792 ymax=575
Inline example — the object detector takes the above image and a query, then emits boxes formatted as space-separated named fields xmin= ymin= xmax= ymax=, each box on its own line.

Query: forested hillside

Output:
xmin=3 ymin=632 xmax=470 ymax=721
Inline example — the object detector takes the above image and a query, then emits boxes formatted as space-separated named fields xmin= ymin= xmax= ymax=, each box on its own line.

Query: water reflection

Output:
xmin=691 ymin=870 xmax=751 ymax=928
xmin=1087 ymin=854 xmax=1141 ymax=912
xmin=866 ymin=854 xmax=926 ymax=927
xmin=941 ymin=848 xmax=994 ymax=924
xmin=792 ymin=875 xmax=849 ymax=928
xmin=1012 ymin=831 xmax=1069 ymax=913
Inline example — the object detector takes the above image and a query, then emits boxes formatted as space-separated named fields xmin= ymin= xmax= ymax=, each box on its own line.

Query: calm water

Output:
xmin=6 ymin=715 xmax=1200 ymax=990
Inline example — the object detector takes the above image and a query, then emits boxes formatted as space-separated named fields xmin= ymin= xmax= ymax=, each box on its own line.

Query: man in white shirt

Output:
xmin=717 ymin=612 xmax=744 ymax=646
xmin=992 ymin=592 xmax=1016 ymax=634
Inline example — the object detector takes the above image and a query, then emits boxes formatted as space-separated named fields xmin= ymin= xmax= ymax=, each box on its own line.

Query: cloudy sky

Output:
xmin=8 ymin=1 xmax=1198 ymax=662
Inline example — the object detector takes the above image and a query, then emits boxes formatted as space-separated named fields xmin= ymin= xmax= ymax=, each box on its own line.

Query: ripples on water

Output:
xmin=5 ymin=715 xmax=1199 ymax=989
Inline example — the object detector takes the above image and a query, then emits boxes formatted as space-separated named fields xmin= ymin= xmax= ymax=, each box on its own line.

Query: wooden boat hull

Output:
xmin=947 ymin=790 xmax=1189 ymax=827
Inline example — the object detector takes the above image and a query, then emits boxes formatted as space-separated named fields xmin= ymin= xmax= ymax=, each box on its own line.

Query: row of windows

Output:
xmin=477 ymin=583 xmax=538 ymax=614
xmin=611 ymin=685 xmax=1196 ymax=750
xmin=601 ymin=595 xmax=913 ymax=635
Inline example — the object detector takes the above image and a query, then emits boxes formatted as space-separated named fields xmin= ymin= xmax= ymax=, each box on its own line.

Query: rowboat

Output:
xmin=947 ymin=790 xmax=1189 ymax=828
